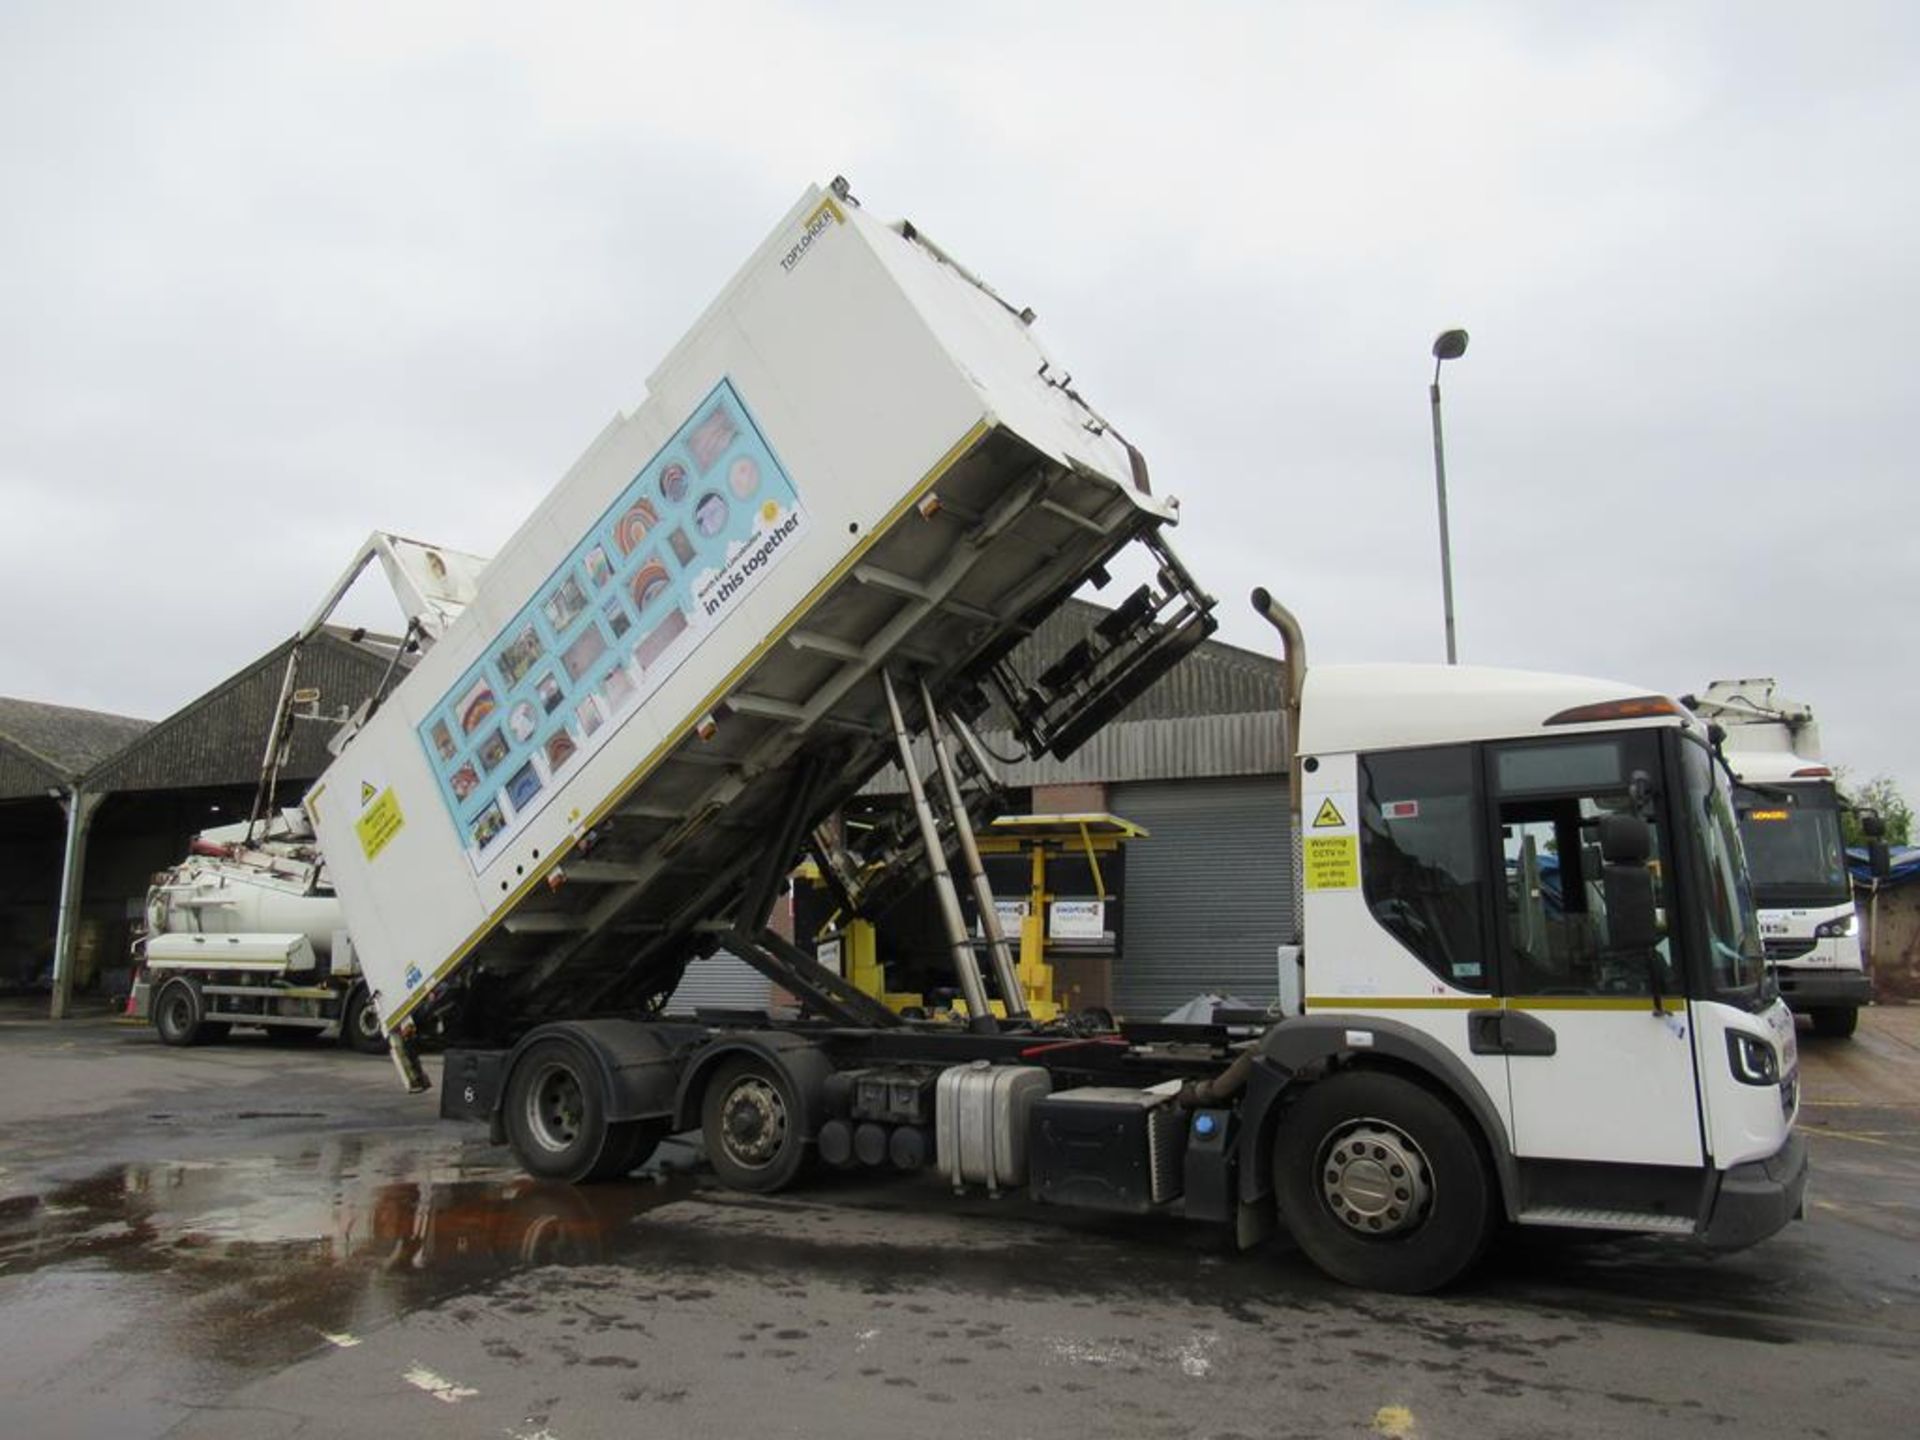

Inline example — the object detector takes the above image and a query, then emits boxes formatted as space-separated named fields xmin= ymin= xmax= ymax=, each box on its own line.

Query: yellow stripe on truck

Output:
xmin=1305 ymin=995 xmax=1691 ymax=1014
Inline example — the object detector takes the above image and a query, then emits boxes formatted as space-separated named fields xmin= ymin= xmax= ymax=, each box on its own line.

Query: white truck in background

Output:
xmin=298 ymin=179 xmax=1805 ymax=1293
xmin=131 ymin=532 xmax=489 ymax=1050
xmin=1685 ymin=678 xmax=1871 ymax=1037
xmin=136 ymin=810 xmax=383 ymax=1050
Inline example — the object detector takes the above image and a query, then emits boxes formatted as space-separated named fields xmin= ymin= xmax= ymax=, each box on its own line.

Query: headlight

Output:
xmin=1814 ymin=913 xmax=1858 ymax=939
xmin=1727 ymin=1031 xmax=1781 ymax=1086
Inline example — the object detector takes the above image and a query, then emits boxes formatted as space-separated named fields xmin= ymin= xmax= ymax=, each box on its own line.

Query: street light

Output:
xmin=1429 ymin=328 xmax=1469 ymax=665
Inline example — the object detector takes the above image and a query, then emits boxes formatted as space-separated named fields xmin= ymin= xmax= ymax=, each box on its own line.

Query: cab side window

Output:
xmin=1493 ymin=738 xmax=1673 ymax=997
xmin=1358 ymin=745 xmax=1492 ymax=993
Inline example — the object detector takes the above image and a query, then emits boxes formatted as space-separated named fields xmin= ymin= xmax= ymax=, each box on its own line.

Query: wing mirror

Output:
xmin=1860 ymin=811 xmax=1892 ymax=882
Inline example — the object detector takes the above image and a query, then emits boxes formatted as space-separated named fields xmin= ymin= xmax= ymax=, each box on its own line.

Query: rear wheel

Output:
xmin=342 ymin=983 xmax=388 ymax=1054
xmin=504 ymin=1038 xmax=653 ymax=1183
xmin=702 ymin=1056 xmax=808 ymax=1193
xmin=1810 ymin=1006 xmax=1858 ymax=1039
xmin=1275 ymin=1069 xmax=1495 ymax=1294
xmin=154 ymin=977 xmax=217 ymax=1047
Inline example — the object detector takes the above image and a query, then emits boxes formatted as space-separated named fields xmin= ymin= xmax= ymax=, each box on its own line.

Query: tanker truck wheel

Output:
xmin=1274 ymin=1069 xmax=1494 ymax=1295
xmin=154 ymin=977 xmax=228 ymax=1047
xmin=504 ymin=1038 xmax=655 ymax=1183
xmin=701 ymin=1056 xmax=808 ymax=1193
xmin=341 ymin=984 xmax=388 ymax=1055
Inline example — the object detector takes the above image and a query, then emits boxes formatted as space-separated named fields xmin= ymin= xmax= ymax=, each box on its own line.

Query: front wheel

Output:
xmin=341 ymin=983 xmax=388 ymax=1054
xmin=1810 ymin=1005 xmax=1858 ymax=1039
xmin=154 ymin=977 xmax=224 ymax=1047
xmin=1274 ymin=1069 xmax=1495 ymax=1294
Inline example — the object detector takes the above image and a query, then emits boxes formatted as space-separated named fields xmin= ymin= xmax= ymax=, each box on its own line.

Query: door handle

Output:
xmin=1467 ymin=1008 xmax=1557 ymax=1057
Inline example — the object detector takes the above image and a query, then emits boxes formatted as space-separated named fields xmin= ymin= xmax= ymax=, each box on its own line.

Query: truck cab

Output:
xmin=1730 ymin=766 xmax=1866 ymax=1035
xmin=1280 ymin=664 xmax=1802 ymax=1281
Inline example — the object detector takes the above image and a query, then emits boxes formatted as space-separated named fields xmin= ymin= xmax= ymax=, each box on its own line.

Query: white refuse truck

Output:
xmin=306 ymin=179 xmax=1804 ymax=1292
xmin=1684 ymin=678 xmax=1872 ymax=1037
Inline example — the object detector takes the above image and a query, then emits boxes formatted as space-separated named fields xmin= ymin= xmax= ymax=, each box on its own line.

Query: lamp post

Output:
xmin=1429 ymin=328 xmax=1469 ymax=665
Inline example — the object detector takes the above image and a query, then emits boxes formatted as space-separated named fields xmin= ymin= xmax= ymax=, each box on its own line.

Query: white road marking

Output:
xmin=1178 ymin=1332 xmax=1216 ymax=1378
xmin=1046 ymin=1337 xmax=1135 ymax=1367
xmin=404 ymin=1365 xmax=479 ymax=1404
xmin=321 ymin=1331 xmax=361 ymax=1348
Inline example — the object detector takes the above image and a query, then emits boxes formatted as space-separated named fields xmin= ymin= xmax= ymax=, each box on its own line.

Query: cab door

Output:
xmin=1488 ymin=733 xmax=1705 ymax=1168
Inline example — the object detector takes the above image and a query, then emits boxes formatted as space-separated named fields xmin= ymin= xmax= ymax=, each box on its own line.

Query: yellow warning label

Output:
xmin=1304 ymin=834 xmax=1358 ymax=890
xmin=355 ymin=788 xmax=404 ymax=862
xmin=360 ymin=781 xmax=377 ymax=807
xmin=1311 ymin=797 xmax=1347 ymax=829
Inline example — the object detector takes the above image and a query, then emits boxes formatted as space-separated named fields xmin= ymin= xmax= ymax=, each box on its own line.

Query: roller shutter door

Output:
xmin=1109 ymin=776 xmax=1292 ymax=1020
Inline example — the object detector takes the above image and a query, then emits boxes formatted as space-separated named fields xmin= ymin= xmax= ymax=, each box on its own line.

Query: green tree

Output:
xmin=1835 ymin=771 xmax=1912 ymax=847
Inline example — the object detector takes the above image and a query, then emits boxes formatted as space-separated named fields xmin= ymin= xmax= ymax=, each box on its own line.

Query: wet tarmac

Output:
xmin=1 ymin=1012 xmax=1917 ymax=1438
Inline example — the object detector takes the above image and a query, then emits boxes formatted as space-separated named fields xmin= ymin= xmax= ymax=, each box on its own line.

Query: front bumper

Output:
xmin=1772 ymin=967 xmax=1873 ymax=1012
xmin=1700 ymin=1130 xmax=1808 ymax=1251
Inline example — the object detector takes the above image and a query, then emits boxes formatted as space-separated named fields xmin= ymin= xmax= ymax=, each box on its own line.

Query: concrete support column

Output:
xmin=50 ymin=787 xmax=104 ymax=1020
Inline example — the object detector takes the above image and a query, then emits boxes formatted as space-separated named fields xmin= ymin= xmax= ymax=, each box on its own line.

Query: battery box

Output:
xmin=1028 ymin=1086 xmax=1187 ymax=1215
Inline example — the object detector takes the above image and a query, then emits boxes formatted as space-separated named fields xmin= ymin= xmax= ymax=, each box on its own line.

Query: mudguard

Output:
xmin=499 ymin=1019 xmax=709 ymax=1134
xmin=1241 ymin=1014 xmax=1520 ymax=1220
xmin=671 ymin=1030 xmax=835 ymax=1137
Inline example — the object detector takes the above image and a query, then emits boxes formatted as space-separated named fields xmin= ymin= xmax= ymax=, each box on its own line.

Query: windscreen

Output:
xmin=1732 ymin=781 xmax=1850 ymax=906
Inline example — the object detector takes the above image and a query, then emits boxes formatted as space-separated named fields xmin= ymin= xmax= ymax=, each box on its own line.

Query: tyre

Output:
xmin=701 ymin=1055 xmax=809 ymax=1193
xmin=154 ymin=977 xmax=215 ymax=1047
xmin=342 ymin=984 xmax=388 ymax=1055
xmin=1810 ymin=1006 xmax=1859 ymax=1039
xmin=504 ymin=1038 xmax=651 ymax=1183
xmin=1274 ymin=1069 xmax=1495 ymax=1294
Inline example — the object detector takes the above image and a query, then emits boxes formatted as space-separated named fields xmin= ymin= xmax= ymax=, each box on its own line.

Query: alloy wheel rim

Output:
xmin=1318 ymin=1118 xmax=1434 ymax=1238
xmin=720 ymin=1076 xmax=787 ymax=1169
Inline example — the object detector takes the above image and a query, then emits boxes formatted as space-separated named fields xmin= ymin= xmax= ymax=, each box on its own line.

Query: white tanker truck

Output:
xmin=132 ymin=810 xmax=385 ymax=1050
xmin=129 ymin=531 xmax=488 ymax=1049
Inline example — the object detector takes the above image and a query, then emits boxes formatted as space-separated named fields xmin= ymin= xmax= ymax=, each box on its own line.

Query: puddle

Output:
xmin=0 ymin=1132 xmax=705 ymax=1432
xmin=0 ymin=1141 xmax=703 ymax=1291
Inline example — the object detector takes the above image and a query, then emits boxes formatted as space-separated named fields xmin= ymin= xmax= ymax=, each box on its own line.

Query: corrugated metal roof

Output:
xmin=81 ymin=628 xmax=403 ymax=795
xmin=0 ymin=698 xmax=153 ymax=796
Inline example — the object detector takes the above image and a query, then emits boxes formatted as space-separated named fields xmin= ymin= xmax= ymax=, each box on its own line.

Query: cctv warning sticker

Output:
xmin=1304 ymin=835 xmax=1359 ymax=890
xmin=1311 ymin=797 xmax=1347 ymax=829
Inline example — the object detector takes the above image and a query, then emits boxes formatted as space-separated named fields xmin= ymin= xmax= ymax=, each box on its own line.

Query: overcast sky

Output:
xmin=3 ymin=2 xmax=1914 ymax=803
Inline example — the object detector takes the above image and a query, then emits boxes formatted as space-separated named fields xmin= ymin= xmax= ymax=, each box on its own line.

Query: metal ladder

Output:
xmin=876 ymin=672 xmax=1029 ymax=1032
